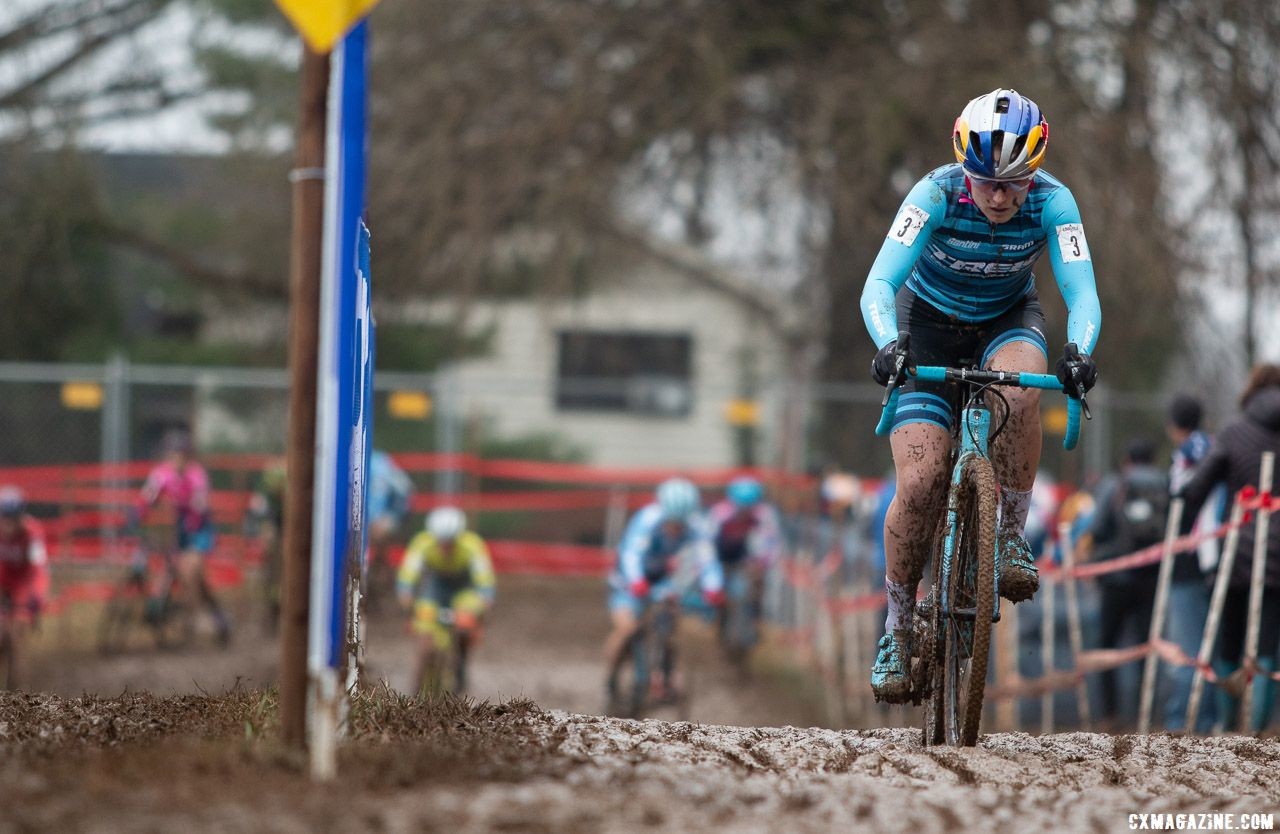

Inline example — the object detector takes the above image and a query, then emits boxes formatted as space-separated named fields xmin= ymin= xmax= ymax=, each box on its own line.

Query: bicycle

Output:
xmin=97 ymin=529 xmax=195 ymax=653
xmin=876 ymin=333 xmax=1087 ymax=746
xmin=413 ymin=607 xmax=471 ymax=697
xmin=608 ymin=592 xmax=685 ymax=718
xmin=718 ymin=562 xmax=760 ymax=671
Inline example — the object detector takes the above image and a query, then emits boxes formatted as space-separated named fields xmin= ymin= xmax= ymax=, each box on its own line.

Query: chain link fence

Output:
xmin=0 ymin=358 xmax=1167 ymax=482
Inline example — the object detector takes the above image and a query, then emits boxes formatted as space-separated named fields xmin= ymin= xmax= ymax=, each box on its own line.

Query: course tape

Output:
xmin=776 ymin=486 xmax=1280 ymax=703
xmin=0 ymin=455 xmax=817 ymax=491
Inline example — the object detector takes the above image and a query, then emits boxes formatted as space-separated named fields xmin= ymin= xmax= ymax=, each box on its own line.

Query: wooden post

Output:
xmin=279 ymin=45 xmax=330 ymax=749
xmin=1041 ymin=572 xmax=1056 ymax=735
xmin=1058 ymin=522 xmax=1091 ymax=730
xmin=1186 ymin=494 xmax=1245 ymax=732
xmin=1239 ymin=451 xmax=1274 ymax=731
xmin=1138 ymin=498 xmax=1185 ymax=734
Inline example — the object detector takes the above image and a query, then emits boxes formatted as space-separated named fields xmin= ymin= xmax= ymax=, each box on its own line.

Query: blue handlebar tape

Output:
xmin=914 ymin=366 xmax=946 ymax=383
xmin=875 ymin=387 xmax=901 ymax=436
xmin=1064 ymin=396 xmax=1081 ymax=451
xmin=1016 ymin=372 xmax=1065 ymax=391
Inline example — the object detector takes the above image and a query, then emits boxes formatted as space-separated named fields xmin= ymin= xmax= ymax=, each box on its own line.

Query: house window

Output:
xmin=556 ymin=330 xmax=693 ymax=416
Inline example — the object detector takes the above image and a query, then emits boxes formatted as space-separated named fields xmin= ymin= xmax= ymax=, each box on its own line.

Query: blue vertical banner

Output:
xmin=309 ymin=20 xmax=372 ymax=693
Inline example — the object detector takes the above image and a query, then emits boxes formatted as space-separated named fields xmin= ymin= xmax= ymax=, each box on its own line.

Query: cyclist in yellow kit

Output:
xmin=396 ymin=507 xmax=495 ymax=694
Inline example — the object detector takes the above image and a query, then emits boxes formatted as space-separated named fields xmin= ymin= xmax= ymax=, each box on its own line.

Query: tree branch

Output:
xmin=96 ymin=217 xmax=286 ymax=300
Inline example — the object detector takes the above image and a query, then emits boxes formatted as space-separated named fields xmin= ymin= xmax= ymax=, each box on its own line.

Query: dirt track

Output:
xmin=11 ymin=575 xmax=1280 ymax=833
xmin=30 ymin=575 xmax=828 ymax=728
xmin=2 ymin=689 xmax=1278 ymax=833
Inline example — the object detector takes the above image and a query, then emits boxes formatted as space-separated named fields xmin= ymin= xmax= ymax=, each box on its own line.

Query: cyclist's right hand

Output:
xmin=629 ymin=578 xmax=650 ymax=599
xmin=871 ymin=332 xmax=912 ymax=387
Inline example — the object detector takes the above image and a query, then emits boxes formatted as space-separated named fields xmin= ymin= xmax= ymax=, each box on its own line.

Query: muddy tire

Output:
xmin=940 ymin=455 xmax=998 ymax=747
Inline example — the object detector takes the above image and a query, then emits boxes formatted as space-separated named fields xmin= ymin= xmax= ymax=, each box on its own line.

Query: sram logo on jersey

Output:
xmin=927 ymin=244 xmax=1039 ymax=275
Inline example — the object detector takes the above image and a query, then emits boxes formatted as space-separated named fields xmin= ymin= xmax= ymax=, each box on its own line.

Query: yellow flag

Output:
xmin=273 ymin=0 xmax=382 ymax=53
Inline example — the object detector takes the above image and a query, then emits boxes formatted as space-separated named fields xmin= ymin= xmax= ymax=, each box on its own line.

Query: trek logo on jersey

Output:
xmin=1055 ymin=223 xmax=1091 ymax=263
xmin=867 ymin=300 xmax=889 ymax=341
xmin=888 ymin=204 xmax=928 ymax=247
xmin=928 ymin=245 xmax=1038 ymax=276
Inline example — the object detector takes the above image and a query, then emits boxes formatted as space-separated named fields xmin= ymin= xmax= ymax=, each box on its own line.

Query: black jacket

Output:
xmin=1178 ymin=386 xmax=1280 ymax=591
xmin=1090 ymin=464 xmax=1169 ymax=584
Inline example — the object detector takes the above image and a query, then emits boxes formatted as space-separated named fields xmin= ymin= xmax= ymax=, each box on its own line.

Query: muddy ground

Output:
xmin=27 ymin=575 xmax=829 ymax=728
xmin=6 ymin=575 xmax=1279 ymax=833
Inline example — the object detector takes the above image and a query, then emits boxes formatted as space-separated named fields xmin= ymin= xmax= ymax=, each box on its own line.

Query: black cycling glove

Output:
xmin=871 ymin=340 xmax=906 ymax=387
xmin=1054 ymin=344 xmax=1097 ymax=395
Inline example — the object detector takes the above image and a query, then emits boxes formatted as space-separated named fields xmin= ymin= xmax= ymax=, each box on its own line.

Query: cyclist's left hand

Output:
xmin=703 ymin=589 xmax=726 ymax=608
xmin=1054 ymin=343 xmax=1097 ymax=395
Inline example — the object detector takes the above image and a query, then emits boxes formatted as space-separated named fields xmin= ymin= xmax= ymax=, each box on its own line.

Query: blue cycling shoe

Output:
xmin=998 ymin=531 xmax=1039 ymax=603
xmin=870 ymin=629 xmax=913 ymax=704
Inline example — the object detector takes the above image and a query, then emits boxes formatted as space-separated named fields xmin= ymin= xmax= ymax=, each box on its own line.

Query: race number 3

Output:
xmin=888 ymin=205 xmax=929 ymax=247
xmin=1055 ymin=223 xmax=1091 ymax=263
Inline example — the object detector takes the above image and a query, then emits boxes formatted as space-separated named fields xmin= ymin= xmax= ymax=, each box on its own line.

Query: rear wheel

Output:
xmin=936 ymin=456 xmax=997 ymax=746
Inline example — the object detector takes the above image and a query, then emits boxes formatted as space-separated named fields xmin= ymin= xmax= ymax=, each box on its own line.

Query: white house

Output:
xmin=395 ymin=258 xmax=792 ymax=469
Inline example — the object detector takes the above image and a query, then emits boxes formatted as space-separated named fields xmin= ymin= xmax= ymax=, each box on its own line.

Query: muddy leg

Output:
xmin=884 ymin=423 xmax=952 ymax=632
xmin=985 ymin=341 xmax=1047 ymax=522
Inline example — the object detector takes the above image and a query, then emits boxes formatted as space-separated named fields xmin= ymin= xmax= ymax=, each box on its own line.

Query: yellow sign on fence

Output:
xmin=724 ymin=398 xmax=762 ymax=427
xmin=388 ymin=390 xmax=432 ymax=421
xmin=61 ymin=382 xmax=104 ymax=411
xmin=1043 ymin=406 xmax=1069 ymax=436
xmin=273 ymin=0 xmax=382 ymax=52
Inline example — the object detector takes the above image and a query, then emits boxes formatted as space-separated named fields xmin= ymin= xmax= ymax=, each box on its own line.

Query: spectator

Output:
xmin=1177 ymin=364 xmax=1280 ymax=732
xmin=1162 ymin=394 xmax=1221 ymax=732
xmin=1089 ymin=437 xmax=1170 ymax=728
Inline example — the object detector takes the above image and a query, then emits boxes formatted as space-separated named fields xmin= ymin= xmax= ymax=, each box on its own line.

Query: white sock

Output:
xmin=884 ymin=579 xmax=916 ymax=633
xmin=1000 ymin=487 xmax=1032 ymax=536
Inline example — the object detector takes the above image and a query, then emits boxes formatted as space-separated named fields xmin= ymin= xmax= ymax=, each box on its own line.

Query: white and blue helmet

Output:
xmin=952 ymin=89 xmax=1048 ymax=181
xmin=656 ymin=477 xmax=700 ymax=522
xmin=426 ymin=506 xmax=466 ymax=541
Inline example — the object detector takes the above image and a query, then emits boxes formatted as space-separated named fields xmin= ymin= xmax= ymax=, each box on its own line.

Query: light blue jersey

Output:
xmin=611 ymin=503 xmax=722 ymax=594
xmin=368 ymin=450 xmax=413 ymax=521
xmin=860 ymin=164 xmax=1101 ymax=353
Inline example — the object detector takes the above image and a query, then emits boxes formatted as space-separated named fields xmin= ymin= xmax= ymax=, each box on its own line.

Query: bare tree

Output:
xmin=366 ymin=0 xmax=1189 ymax=468
xmin=1159 ymin=0 xmax=1280 ymax=368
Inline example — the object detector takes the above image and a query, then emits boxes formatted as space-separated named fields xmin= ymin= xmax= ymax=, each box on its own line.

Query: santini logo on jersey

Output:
xmin=928 ymin=245 xmax=1039 ymax=276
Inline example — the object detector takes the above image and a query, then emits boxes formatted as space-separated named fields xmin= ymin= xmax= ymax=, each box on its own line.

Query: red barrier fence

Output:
xmin=14 ymin=453 xmax=820 ymax=617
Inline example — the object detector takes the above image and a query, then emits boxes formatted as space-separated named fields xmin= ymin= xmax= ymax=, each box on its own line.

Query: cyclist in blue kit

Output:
xmin=861 ymin=89 xmax=1102 ymax=702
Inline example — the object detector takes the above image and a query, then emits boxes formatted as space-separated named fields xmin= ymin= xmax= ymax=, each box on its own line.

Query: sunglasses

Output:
xmin=967 ymin=174 xmax=1035 ymax=194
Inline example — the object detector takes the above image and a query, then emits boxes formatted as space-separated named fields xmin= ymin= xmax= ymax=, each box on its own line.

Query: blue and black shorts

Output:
xmin=890 ymin=288 xmax=1048 ymax=433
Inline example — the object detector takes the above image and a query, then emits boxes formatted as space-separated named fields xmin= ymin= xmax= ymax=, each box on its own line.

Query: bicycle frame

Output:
xmin=885 ymin=366 xmax=1078 ymax=614
xmin=941 ymin=403 xmax=999 ymax=622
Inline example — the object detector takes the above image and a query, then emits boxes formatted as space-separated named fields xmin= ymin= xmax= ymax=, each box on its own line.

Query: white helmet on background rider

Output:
xmin=426 ymin=506 xmax=466 ymax=541
xmin=656 ymin=477 xmax=700 ymax=522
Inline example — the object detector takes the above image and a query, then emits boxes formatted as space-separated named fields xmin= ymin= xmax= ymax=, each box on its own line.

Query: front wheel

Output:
xmin=0 ymin=628 xmax=15 ymax=691
xmin=607 ymin=630 xmax=646 ymax=717
xmin=926 ymin=454 xmax=997 ymax=747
